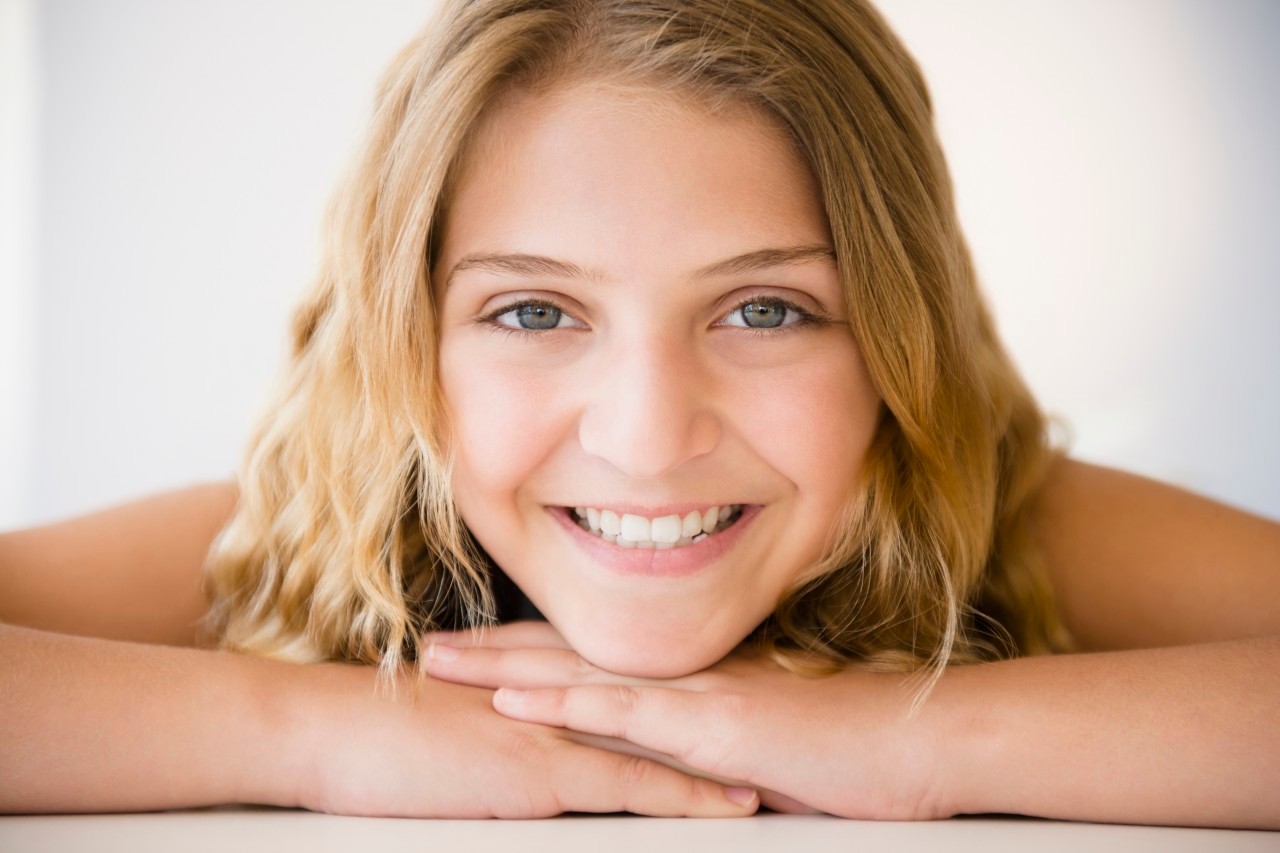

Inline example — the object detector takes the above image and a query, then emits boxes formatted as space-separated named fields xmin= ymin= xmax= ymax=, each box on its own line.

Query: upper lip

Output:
xmin=556 ymin=502 xmax=754 ymax=517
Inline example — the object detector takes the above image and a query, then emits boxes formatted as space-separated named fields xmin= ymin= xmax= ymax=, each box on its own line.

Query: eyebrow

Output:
xmin=444 ymin=244 xmax=837 ymax=290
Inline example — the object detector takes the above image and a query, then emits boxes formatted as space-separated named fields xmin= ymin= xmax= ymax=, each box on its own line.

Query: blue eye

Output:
xmin=729 ymin=298 xmax=789 ymax=328
xmin=720 ymin=296 xmax=822 ymax=332
xmin=478 ymin=294 xmax=826 ymax=339
xmin=486 ymin=300 xmax=581 ymax=333
xmin=503 ymin=303 xmax=563 ymax=330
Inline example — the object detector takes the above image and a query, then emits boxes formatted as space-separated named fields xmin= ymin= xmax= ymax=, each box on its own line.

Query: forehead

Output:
xmin=436 ymin=79 xmax=832 ymax=282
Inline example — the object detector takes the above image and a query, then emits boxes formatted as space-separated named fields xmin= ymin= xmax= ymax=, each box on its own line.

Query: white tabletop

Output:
xmin=1 ymin=807 xmax=1275 ymax=852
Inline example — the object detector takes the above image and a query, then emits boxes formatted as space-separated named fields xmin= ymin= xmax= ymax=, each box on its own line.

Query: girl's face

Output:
xmin=434 ymin=80 xmax=881 ymax=677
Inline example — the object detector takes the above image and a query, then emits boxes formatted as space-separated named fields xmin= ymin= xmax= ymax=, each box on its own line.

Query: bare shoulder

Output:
xmin=0 ymin=481 xmax=240 ymax=647
xmin=1029 ymin=457 xmax=1280 ymax=652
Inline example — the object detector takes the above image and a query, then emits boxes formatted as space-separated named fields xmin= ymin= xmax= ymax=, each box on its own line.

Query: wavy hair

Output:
xmin=201 ymin=0 xmax=1077 ymax=701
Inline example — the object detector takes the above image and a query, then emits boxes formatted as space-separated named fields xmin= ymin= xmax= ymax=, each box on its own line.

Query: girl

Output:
xmin=2 ymin=0 xmax=1277 ymax=826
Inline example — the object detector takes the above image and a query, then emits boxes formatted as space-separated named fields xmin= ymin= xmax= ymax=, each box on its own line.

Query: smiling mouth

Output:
xmin=562 ymin=504 xmax=746 ymax=549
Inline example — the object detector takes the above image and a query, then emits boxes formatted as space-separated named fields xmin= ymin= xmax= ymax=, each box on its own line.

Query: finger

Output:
xmin=495 ymin=685 xmax=718 ymax=768
xmin=422 ymin=644 xmax=658 ymax=690
xmin=421 ymin=620 xmax=571 ymax=650
xmin=757 ymin=788 xmax=824 ymax=815
xmin=562 ymin=729 xmax=816 ymax=815
xmin=554 ymin=741 xmax=757 ymax=817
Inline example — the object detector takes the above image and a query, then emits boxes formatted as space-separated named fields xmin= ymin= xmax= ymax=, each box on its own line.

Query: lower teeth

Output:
xmin=574 ymin=506 xmax=745 ymax=549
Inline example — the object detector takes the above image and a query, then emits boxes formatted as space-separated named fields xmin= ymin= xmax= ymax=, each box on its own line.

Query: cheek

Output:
xmin=439 ymin=341 xmax=568 ymax=506
xmin=733 ymin=338 xmax=880 ymax=504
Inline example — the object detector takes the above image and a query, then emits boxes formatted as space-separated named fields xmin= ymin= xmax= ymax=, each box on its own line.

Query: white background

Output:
xmin=2 ymin=0 xmax=1277 ymax=530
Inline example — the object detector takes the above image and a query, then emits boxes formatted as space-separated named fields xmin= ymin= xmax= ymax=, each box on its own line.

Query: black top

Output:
xmin=492 ymin=565 xmax=547 ymax=624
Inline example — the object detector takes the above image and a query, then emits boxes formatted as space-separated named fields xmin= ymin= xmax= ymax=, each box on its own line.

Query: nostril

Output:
xmin=576 ymin=400 xmax=722 ymax=482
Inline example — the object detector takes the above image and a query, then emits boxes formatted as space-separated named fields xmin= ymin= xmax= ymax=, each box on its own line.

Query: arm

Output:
xmin=0 ymin=621 xmax=300 ymax=813
xmin=0 ymin=622 xmax=757 ymax=817
xmin=1031 ymin=458 xmax=1280 ymax=650
xmin=923 ymin=459 xmax=1280 ymax=827
xmin=0 ymin=483 xmax=303 ymax=813
xmin=0 ymin=481 xmax=238 ymax=647
xmin=935 ymin=635 xmax=1280 ymax=828
xmin=419 ymin=623 xmax=1280 ymax=827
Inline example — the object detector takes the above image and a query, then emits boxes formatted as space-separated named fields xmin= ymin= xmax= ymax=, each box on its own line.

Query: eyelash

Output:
xmin=477 ymin=294 xmax=828 ymax=340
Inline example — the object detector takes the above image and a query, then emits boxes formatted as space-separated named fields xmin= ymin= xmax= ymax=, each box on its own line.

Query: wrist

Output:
xmin=228 ymin=652 xmax=339 ymax=809
xmin=924 ymin=660 xmax=1012 ymax=819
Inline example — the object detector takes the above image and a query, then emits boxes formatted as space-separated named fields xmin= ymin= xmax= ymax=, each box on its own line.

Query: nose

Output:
xmin=577 ymin=327 xmax=721 ymax=481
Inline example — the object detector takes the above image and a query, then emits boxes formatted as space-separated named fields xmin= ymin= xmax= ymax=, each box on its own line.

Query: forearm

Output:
xmin=934 ymin=635 xmax=1280 ymax=829
xmin=0 ymin=622 xmax=306 ymax=813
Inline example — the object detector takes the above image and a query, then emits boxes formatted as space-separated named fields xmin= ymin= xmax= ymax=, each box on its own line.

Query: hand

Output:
xmin=283 ymin=653 xmax=761 ymax=818
xmin=419 ymin=621 xmax=950 ymax=819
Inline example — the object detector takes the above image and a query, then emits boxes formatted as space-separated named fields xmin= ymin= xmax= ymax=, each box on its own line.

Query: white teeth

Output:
xmin=650 ymin=515 xmax=682 ymax=544
xmin=619 ymin=513 xmax=650 ymax=542
xmin=681 ymin=510 xmax=702 ymax=538
xmin=701 ymin=506 xmax=719 ymax=534
xmin=569 ymin=504 xmax=745 ymax=549
xmin=600 ymin=510 xmax=621 ymax=536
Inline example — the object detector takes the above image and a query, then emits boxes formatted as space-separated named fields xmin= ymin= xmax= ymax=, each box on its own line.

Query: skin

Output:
xmin=434 ymin=79 xmax=882 ymax=679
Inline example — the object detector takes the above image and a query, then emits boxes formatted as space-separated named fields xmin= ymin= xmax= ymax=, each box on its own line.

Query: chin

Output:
xmin=573 ymin=632 xmax=734 ymax=679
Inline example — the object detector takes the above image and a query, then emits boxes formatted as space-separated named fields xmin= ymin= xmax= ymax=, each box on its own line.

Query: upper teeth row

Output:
xmin=573 ymin=505 xmax=741 ymax=544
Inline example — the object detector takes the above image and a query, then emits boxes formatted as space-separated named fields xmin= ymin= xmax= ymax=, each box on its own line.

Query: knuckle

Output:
xmin=539 ymin=686 xmax=565 ymax=709
xmin=493 ymin=729 xmax=563 ymax=818
xmin=681 ymin=691 xmax=750 ymax=774
xmin=607 ymin=685 xmax=642 ymax=739
xmin=501 ymin=723 xmax=548 ymax=765
xmin=619 ymin=753 xmax=655 ymax=793
xmin=683 ymin=776 xmax=712 ymax=813
xmin=611 ymin=683 xmax=641 ymax=712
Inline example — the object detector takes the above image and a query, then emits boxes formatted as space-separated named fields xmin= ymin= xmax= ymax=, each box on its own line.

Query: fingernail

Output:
xmin=725 ymin=787 xmax=756 ymax=807
xmin=496 ymin=688 xmax=527 ymax=704
xmin=427 ymin=643 xmax=460 ymax=662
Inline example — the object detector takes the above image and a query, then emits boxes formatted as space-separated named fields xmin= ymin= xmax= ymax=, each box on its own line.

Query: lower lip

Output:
xmin=548 ymin=504 xmax=763 ymax=578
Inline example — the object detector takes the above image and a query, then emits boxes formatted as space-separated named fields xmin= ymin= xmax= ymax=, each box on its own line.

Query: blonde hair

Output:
xmin=201 ymin=0 xmax=1076 ymax=698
